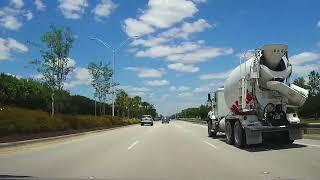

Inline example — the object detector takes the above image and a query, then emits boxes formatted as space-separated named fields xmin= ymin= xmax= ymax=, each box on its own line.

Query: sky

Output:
xmin=0 ymin=0 xmax=320 ymax=115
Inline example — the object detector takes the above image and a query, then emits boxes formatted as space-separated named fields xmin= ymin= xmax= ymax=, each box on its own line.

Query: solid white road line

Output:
xmin=128 ymin=140 xmax=139 ymax=150
xmin=296 ymin=142 xmax=320 ymax=148
xmin=203 ymin=140 xmax=218 ymax=149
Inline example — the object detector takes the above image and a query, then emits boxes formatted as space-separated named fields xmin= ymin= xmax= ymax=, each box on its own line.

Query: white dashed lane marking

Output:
xmin=203 ymin=140 xmax=218 ymax=149
xmin=128 ymin=140 xmax=139 ymax=150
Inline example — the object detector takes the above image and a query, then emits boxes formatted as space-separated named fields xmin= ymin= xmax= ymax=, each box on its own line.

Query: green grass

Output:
xmin=0 ymin=107 xmax=139 ymax=136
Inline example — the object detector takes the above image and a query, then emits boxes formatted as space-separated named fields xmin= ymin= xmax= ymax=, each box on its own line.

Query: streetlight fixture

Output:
xmin=90 ymin=36 xmax=139 ymax=116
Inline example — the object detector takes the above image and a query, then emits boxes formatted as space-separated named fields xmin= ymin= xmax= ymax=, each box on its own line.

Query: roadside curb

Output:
xmin=0 ymin=124 xmax=138 ymax=149
xmin=303 ymin=134 xmax=320 ymax=140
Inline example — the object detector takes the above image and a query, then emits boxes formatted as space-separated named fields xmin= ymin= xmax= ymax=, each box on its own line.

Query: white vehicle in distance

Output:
xmin=141 ymin=115 xmax=154 ymax=126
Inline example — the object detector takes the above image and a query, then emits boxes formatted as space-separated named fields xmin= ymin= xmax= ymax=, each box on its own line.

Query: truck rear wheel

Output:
xmin=225 ymin=120 xmax=234 ymax=145
xmin=207 ymin=119 xmax=216 ymax=137
xmin=234 ymin=121 xmax=246 ymax=148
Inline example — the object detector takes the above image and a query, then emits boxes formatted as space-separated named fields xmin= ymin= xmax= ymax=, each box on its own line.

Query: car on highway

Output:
xmin=162 ymin=117 xmax=170 ymax=124
xmin=141 ymin=115 xmax=154 ymax=126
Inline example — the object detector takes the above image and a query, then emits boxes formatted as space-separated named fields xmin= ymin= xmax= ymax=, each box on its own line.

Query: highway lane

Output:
xmin=1 ymin=120 xmax=320 ymax=180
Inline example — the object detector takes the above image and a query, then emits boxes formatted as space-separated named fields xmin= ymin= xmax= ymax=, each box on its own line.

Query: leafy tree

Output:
xmin=115 ymin=90 xmax=129 ymax=117
xmin=31 ymin=26 xmax=75 ymax=116
xmin=88 ymin=62 xmax=114 ymax=116
xmin=114 ymin=91 xmax=157 ymax=118
xmin=178 ymin=104 xmax=211 ymax=120
xmin=308 ymin=70 xmax=320 ymax=96
xmin=199 ymin=105 xmax=211 ymax=119
xmin=293 ymin=77 xmax=309 ymax=89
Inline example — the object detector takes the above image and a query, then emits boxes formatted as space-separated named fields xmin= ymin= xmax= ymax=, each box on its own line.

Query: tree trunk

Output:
xmin=94 ymin=99 xmax=97 ymax=117
xmin=103 ymin=103 xmax=106 ymax=116
xmin=99 ymin=102 xmax=102 ymax=116
xmin=51 ymin=91 xmax=55 ymax=117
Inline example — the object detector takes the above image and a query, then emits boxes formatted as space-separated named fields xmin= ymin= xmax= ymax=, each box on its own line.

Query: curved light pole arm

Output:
xmin=90 ymin=37 xmax=114 ymax=50
xmin=115 ymin=36 xmax=139 ymax=52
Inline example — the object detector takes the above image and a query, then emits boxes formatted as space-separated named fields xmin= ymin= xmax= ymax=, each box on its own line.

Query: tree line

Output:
xmin=0 ymin=25 xmax=157 ymax=118
xmin=115 ymin=90 xmax=157 ymax=118
xmin=0 ymin=73 xmax=103 ymax=115
xmin=176 ymin=105 xmax=211 ymax=120
xmin=293 ymin=70 xmax=320 ymax=118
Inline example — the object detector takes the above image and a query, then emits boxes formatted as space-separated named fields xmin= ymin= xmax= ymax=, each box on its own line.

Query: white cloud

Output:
xmin=10 ymin=0 xmax=24 ymax=9
xmin=0 ymin=15 xmax=22 ymax=30
xmin=123 ymin=18 xmax=155 ymax=37
xmin=131 ymin=37 xmax=168 ymax=47
xmin=7 ymin=38 xmax=28 ymax=52
xmin=317 ymin=20 xmax=320 ymax=28
xmin=126 ymin=67 xmax=164 ymax=78
xmin=169 ymin=86 xmax=190 ymax=91
xmin=145 ymin=79 xmax=169 ymax=86
xmin=125 ymin=3 xmax=232 ymax=66
xmin=140 ymin=0 xmax=198 ymax=28
xmin=134 ymin=39 xmax=233 ymax=64
xmin=178 ymin=86 xmax=190 ymax=91
xmin=34 ymin=0 xmax=46 ymax=11
xmin=178 ymin=92 xmax=192 ymax=97
xmin=0 ymin=37 xmax=28 ymax=60
xmin=131 ymin=19 xmax=211 ymax=48
xmin=123 ymin=0 xmax=205 ymax=37
xmin=25 ymin=11 xmax=33 ymax=21
xmin=136 ymin=42 xmax=201 ymax=58
xmin=193 ymin=86 xmax=210 ymax=93
xmin=117 ymin=85 xmax=150 ymax=98
xmin=58 ymin=0 xmax=88 ymax=19
xmin=169 ymin=86 xmax=176 ymax=91
xmin=288 ymin=51 xmax=320 ymax=76
xmin=64 ymin=67 xmax=91 ymax=89
xmin=0 ymin=7 xmax=32 ymax=30
xmin=92 ymin=0 xmax=116 ymax=21
xmin=167 ymin=47 xmax=233 ymax=63
xmin=236 ymin=51 xmax=255 ymax=60
xmin=161 ymin=19 xmax=211 ymax=39
xmin=66 ymin=58 xmax=76 ymax=67
xmin=293 ymin=63 xmax=320 ymax=76
xmin=168 ymin=63 xmax=199 ymax=73
xmin=290 ymin=52 xmax=320 ymax=65
xmin=199 ymin=70 xmax=231 ymax=80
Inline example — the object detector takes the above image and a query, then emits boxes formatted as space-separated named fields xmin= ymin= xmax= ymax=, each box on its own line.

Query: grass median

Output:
xmin=0 ymin=107 xmax=140 ymax=143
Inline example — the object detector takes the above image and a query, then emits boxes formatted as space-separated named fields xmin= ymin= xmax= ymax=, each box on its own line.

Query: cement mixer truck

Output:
xmin=207 ymin=44 xmax=308 ymax=147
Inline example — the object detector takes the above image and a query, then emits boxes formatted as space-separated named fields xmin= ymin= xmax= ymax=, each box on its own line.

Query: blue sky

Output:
xmin=0 ymin=0 xmax=320 ymax=115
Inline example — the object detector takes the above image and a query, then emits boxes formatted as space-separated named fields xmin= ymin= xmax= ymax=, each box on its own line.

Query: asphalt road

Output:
xmin=1 ymin=120 xmax=320 ymax=180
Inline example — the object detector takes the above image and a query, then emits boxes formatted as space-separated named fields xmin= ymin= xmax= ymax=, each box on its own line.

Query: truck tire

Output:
xmin=207 ymin=119 xmax=217 ymax=137
xmin=282 ymin=134 xmax=294 ymax=144
xmin=225 ymin=120 xmax=234 ymax=145
xmin=286 ymin=139 xmax=294 ymax=144
xmin=234 ymin=121 xmax=246 ymax=148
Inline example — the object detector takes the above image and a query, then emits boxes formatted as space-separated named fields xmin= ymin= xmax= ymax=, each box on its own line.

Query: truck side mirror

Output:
xmin=208 ymin=93 xmax=212 ymax=102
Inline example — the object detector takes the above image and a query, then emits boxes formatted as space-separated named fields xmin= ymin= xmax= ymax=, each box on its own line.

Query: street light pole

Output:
xmin=90 ymin=36 xmax=139 ymax=117
xmin=112 ymin=50 xmax=115 ymax=116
